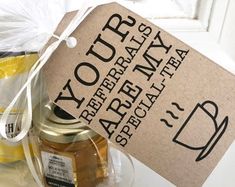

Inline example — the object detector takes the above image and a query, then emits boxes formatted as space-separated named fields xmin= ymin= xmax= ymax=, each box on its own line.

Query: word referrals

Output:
xmin=55 ymin=13 xmax=189 ymax=147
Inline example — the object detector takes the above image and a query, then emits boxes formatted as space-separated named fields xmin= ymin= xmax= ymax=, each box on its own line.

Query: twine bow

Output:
xmin=0 ymin=1 xmax=135 ymax=187
xmin=0 ymin=1 xmax=104 ymax=186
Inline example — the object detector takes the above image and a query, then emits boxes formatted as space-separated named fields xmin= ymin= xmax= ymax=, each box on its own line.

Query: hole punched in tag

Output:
xmin=52 ymin=34 xmax=77 ymax=48
xmin=66 ymin=36 xmax=77 ymax=48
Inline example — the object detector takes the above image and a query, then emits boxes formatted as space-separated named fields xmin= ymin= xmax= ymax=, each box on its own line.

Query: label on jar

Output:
xmin=41 ymin=151 xmax=75 ymax=187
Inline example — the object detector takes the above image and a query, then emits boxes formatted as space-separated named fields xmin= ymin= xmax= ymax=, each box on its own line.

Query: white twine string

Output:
xmin=0 ymin=0 xmax=96 ymax=142
xmin=0 ymin=1 xmax=105 ymax=186
xmin=0 ymin=1 xmax=135 ymax=187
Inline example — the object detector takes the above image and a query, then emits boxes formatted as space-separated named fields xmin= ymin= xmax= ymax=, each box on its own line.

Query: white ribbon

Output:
xmin=0 ymin=1 xmax=110 ymax=186
xmin=0 ymin=1 xmax=135 ymax=187
xmin=0 ymin=0 xmax=100 ymax=142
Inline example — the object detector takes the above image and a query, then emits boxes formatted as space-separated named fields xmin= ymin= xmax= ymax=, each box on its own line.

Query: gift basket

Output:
xmin=0 ymin=0 xmax=135 ymax=186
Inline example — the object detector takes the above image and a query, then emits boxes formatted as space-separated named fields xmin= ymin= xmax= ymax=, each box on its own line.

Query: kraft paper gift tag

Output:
xmin=43 ymin=3 xmax=235 ymax=187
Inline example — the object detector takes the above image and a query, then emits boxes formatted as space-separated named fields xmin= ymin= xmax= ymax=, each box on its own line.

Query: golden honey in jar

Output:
xmin=33 ymin=101 xmax=108 ymax=187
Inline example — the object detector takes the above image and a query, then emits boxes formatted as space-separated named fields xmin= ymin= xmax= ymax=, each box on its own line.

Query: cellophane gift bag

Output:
xmin=0 ymin=0 xmax=135 ymax=187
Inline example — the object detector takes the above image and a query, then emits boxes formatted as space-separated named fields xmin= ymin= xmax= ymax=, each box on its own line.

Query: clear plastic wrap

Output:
xmin=0 ymin=1 xmax=135 ymax=186
xmin=0 ymin=52 xmax=37 ymax=162
xmin=31 ymin=98 xmax=134 ymax=187
xmin=0 ymin=1 xmax=65 ymax=186
xmin=0 ymin=52 xmax=38 ymax=187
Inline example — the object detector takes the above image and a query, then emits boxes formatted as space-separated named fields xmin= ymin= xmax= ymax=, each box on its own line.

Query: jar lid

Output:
xmin=33 ymin=100 xmax=97 ymax=144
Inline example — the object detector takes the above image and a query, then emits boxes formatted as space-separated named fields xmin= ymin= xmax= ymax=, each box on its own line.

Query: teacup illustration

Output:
xmin=173 ymin=100 xmax=228 ymax=162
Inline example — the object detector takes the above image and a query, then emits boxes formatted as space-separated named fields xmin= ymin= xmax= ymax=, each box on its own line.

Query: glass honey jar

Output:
xmin=33 ymin=101 xmax=108 ymax=187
